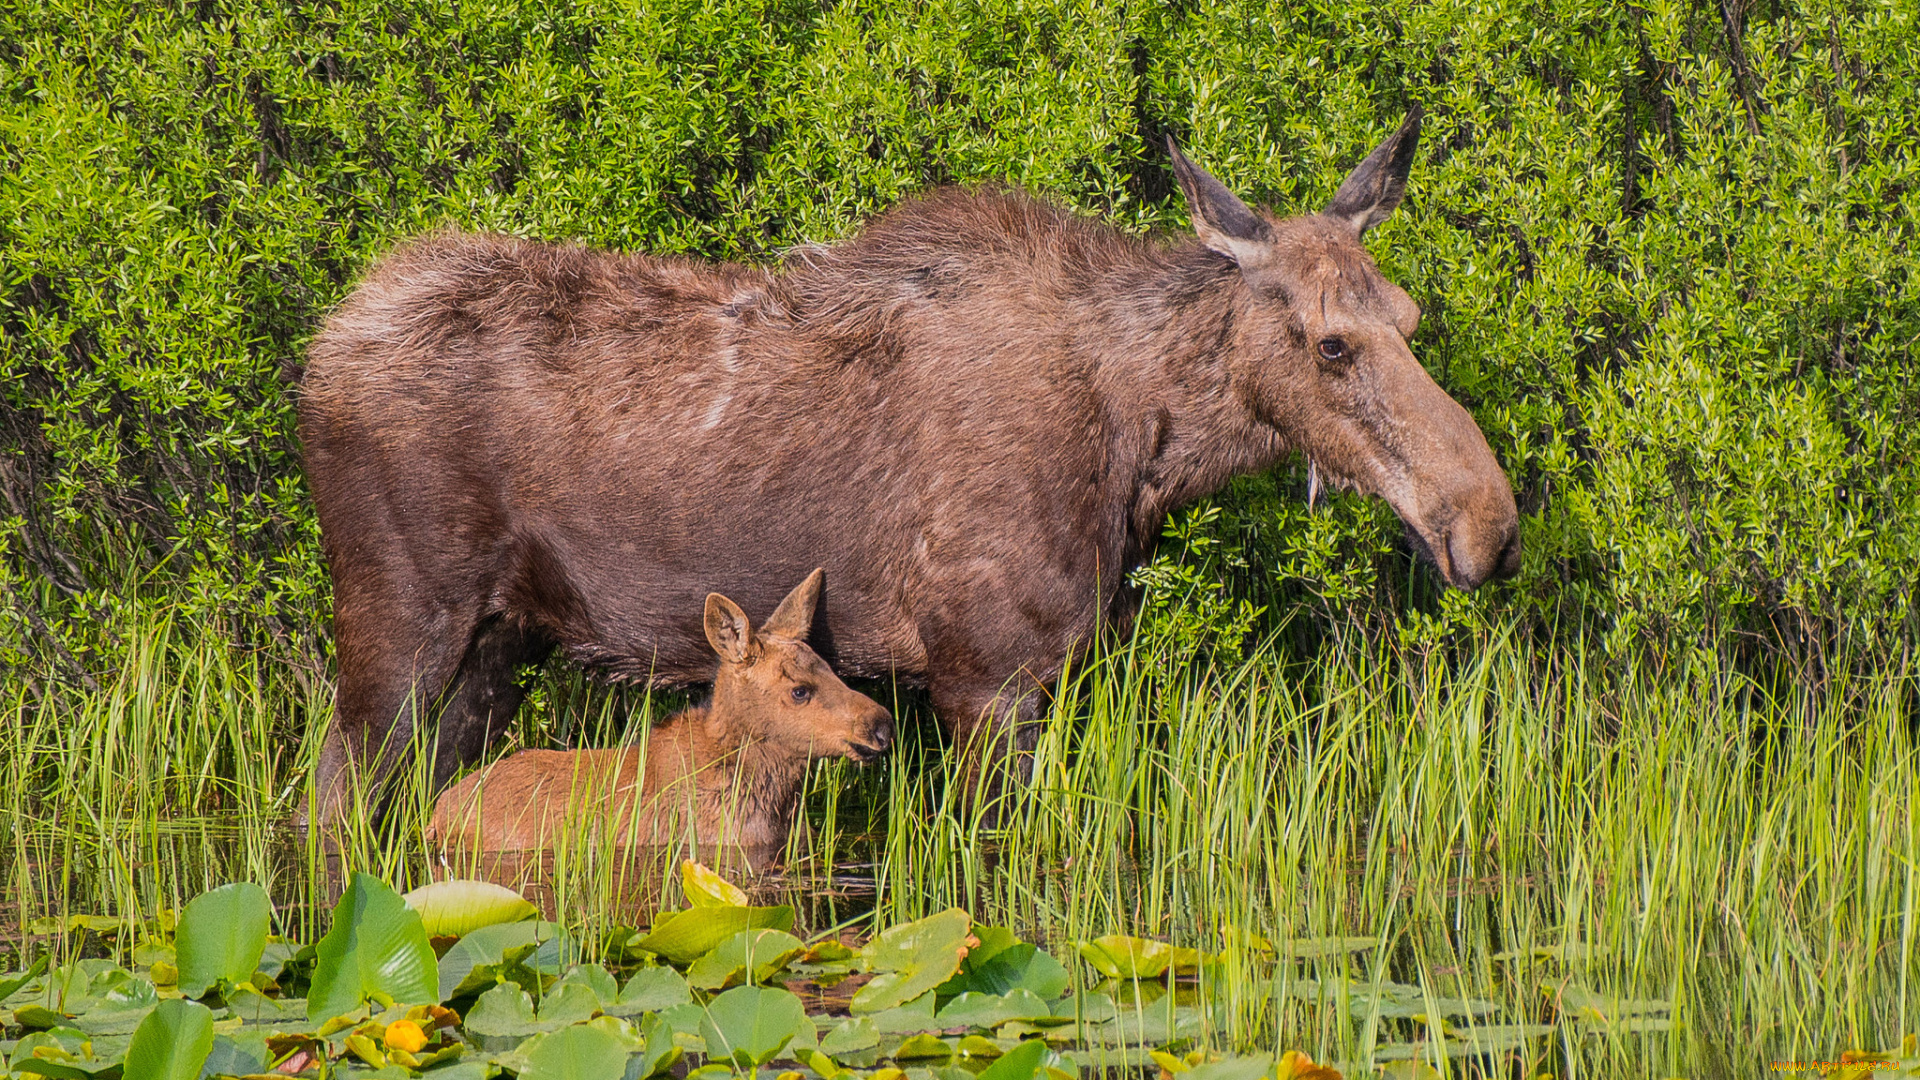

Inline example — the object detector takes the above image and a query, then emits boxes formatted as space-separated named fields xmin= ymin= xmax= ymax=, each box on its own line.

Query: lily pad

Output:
xmin=894 ymin=1033 xmax=955 ymax=1061
xmin=123 ymin=999 xmax=214 ymax=1080
xmin=401 ymin=880 xmax=537 ymax=939
xmin=1075 ymin=935 xmax=1196 ymax=979
xmin=819 ymin=1016 xmax=882 ymax=1055
xmin=681 ymin=861 xmax=750 ymax=907
xmin=605 ymin=966 xmax=692 ymax=1017
xmin=975 ymin=1038 xmax=1049 ymax=1080
xmin=175 ymin=883 xmax=271 ymax=999
xmin=519 ymin=1022 xmax=632 ymax=1080
xmin=698 ymin=986 xmax=817 ymax=1068
xmin=1184 ymin=1057 xmax=1279 ymax=1080
xmin=551 ymin=964 xmax=619 ymax=1007
xmin=1271 ymin=936 xmax=1381 ymax=960
xmin=438 ymin=920 xmax=571 ymax=1002
xmin=867 ymin=991 xmax=939 ymax=1033
xmin=200 ymin=1030 xmax=268 ymax=1077
xmin=937 ymin=929 xmax=1069 ymax=1003
xmin=853 ymin=909 xmax=972 ymax=1014
xmin=935 ymin=989 xmax=1056 ymax=1029
xmin=306 ymin=873 xmax=438 ymax=1020
xmin=636 ymin=907 xmax=795 ymax=967
xmin=686 ymin=930 xmax=805 ymax=991
xmin=1551 ymin=981 xmax=1673 ymax=1020
xmin=0 ymin=956 xmax=50 ymax=1003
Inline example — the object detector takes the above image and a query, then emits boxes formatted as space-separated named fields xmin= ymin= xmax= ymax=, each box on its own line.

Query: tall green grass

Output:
xmin=1 ymin=610 xmax=1914 ymax=1074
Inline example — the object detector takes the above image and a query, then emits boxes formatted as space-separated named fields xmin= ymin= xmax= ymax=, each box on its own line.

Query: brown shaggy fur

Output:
xmin=427 ymin=570 xmax=892 ymax=851
xmin=300 ymin=111 xmax=1518 ymax=826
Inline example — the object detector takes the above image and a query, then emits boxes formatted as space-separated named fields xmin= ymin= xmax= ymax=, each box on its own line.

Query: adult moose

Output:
xmin=299 ymin=108 xmax=1519 ymax=828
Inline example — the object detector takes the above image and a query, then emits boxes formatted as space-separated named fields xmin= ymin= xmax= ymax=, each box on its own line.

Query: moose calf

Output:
xmin=427 ymin=570 xmax=892 ymax=852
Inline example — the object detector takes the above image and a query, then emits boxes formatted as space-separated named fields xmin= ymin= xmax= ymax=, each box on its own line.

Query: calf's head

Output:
xmin=1170 ymin=110 xmax=1520 ymax=589
xmin=703 ymin=569 xmax=894 ymax=762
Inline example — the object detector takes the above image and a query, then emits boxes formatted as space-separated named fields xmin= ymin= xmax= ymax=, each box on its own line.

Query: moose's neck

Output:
xmin=1085 ymin=245 xmax=1292 ymax=540
xmin=685 ymin=712 xmax=811 ymax=846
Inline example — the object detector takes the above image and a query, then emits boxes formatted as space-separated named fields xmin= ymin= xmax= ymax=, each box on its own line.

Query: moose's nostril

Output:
xmin=1496 ymin=527 xmax=1522 ymax=580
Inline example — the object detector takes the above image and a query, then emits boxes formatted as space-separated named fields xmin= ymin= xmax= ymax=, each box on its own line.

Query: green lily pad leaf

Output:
xmin=200 ymin=1030 xmax=268 ymax=1078
xmin=867 ymin=991 xmax=939 ymax=1033
xmin=438 ymin=920 xmax=571 ymax=1001
xmin=819 ymin=1016 xmax=881 ymax=1055
xmin=1075 ymin=936 xmax=1175 ymax=980
xmin=956 ymin=1034 xmax=1008 ymax=1059
xmin=1271 ymin=936 xmax=1380 ymax=960
xmin=401 ymin=880 xmax=538 ymax=939
xmin=1 ymin=955 xmax=51 ymax=1003
xmin=124 ymin=999 xmax=214 ymax=1080
xmin=894 ymin=1033 xmax=955 ymax=1061
xmin=462 ymin=983 xmax=543 ymax=1039
xmin=1095 ymin=1002 xmax=1205 ymax=1047
xmin=1050 ymin=993 xmax=1116 ymax=1024
xmin=537 ymin=981 xmax=604 ymax=1026
xmin=627 ymin=1012 xmax=685 ymax=1079
xmin=1183 ymin=1057 xmax=1278 ymax=1080
xmin=220 ymin=985 xmax=306 ymax=1024
xmin=656 ymin=1001 xmax=709 ymax=1051
xmin=938 ymin=929 xmax=1070 ymax=1003
xmin=935 ymin=989 xmax=1055 ymax=1028
xmin=71 ymin=1003 xmax=158 ymax=1037
xmin=26 ymin=916 xmax=124 ymax=937
xmin=852 ymin=909 xmax=971 ymax=1014
xmin=687 ymin=930 xmax=805 ymax=991
xmin=463 ymin=980 xmax=599 ymax=1042
xmin=306 ymin=873 xmax=437 ymax=1019
xmin=1459 ymin=1023 xmax=1563 ymax=1047
xmin=553 ymin=964 xmax=619 ymax=1007
xmin=175 ymin=883 xmax=271 ymax=1000
xmin=1552 ymin=981 xmax=1673 ymax=1018
xmin=637 ymin=907 xmax=795 ymax=967
xmin=698 ymin=986 xmax=816 ymax=1068
xmin=1492 ymin=940 xmax=1609 ymax=964
xmin=519 ymin=1022 xmax=632 ymax=1080
xmin=681 ymin=861 xmax=750 ymax=908
xmin=1374 ymin=1023 xmax=1556 ymax=1061
xmin=15 ymin=1005 xmax=72 ymax=1028
xmin=975 ymin=1037 xmax=1049 ymax=1080
xmin=604 ymin=966 xmax=691 ymax=1017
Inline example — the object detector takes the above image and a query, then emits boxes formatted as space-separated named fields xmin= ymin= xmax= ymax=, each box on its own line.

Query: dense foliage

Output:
xmin=19 ymin=863 xmax=1859 ymax=1078
xmin=3 ymin=0 xmax=1917 ymax=677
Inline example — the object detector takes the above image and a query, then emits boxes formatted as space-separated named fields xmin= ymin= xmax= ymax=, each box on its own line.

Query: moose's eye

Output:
xmin=790 ymin=685 xmax=814 ymax=705
xmin=1317 ymin=337 xmax=1350 ymax=364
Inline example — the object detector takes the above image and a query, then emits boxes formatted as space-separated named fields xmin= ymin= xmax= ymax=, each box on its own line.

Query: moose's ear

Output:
xmin=1323 ymin=105 xmax=1423 ymax=236
xmin=761 ymin=567 xmax=823 ymax=641
xmin=704 ymin=592 xmax=756 ymax=664
xmin=1168 ymin=137 xmax=1273 ymax=266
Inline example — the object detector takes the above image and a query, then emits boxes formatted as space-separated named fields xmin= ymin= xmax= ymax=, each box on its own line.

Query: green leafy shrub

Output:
xmin=2 ymin=0 xmax=1915 ymax=681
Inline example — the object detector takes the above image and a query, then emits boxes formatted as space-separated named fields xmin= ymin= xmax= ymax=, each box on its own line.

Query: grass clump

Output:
xmin=2 ymin=610 xmax=1913 ymax=1074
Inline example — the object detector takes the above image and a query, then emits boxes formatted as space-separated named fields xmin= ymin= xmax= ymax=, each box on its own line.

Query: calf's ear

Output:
xmin=1323 ymin=105 xmax=1422 ymax=236
xmin=762 ymin=568 xmax=824 ymax=641
xmin=1168 ymin=137 xmax=1272 ymax=267
xmin=704 ymin=593 xmax=757 ymax=663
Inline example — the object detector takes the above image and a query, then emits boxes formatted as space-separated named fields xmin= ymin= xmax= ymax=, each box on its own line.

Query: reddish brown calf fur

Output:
xmin=428 ymin=570 xmax=891 ymax=851
xmin=301 ymin=110 xmax=1519 ymax=827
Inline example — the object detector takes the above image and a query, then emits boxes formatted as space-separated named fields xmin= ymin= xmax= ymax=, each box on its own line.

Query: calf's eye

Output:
xmin=1318 ymin=337 xmax=1349 ymax=363
xmin=790 ymin=686 xmax=813 ymax=704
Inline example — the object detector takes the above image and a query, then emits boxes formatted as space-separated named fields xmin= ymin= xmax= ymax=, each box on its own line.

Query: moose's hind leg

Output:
xmin=431 ymin=616 xmax=555 ymax=792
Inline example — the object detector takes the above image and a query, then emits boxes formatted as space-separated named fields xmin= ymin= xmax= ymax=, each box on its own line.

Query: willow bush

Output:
xmin=3 ymin=0 xmax=1916 ymax=681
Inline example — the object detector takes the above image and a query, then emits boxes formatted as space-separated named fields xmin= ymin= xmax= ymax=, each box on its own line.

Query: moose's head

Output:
xmin=1171 ymin=110 xmax=1520 ymax=589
